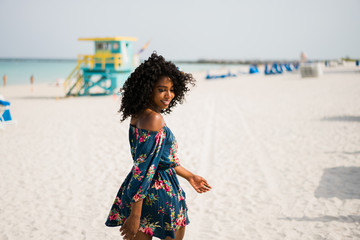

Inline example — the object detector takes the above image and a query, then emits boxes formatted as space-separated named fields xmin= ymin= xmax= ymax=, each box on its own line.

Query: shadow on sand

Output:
xmin=280 ymin=215 xmax=360 ymax=223
xmin=315 ymin=167 xmax=360 ymax=200
xmin=321 ymin=115 xmax=360 ymax=122
xmin=280 ymin=167 xmax=360 ymax=223
xmin=324 ymin=151 xmax=360 ymax=155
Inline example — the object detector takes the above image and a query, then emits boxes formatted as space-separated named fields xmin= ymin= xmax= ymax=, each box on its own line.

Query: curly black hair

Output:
xmin=119 ymin=52 xmax=196 ymax=122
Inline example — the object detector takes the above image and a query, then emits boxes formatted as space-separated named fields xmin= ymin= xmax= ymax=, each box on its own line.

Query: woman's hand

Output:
xmin=174 ymin=166 xmax=212 ymax=193
xmin=119 ymin=214 xmax=140 ymax=240
xmin=188 ymin=175 xmax=212 ymax=193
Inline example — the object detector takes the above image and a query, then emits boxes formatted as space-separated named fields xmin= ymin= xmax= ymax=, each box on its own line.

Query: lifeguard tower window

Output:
xmin=113 ymin=43 xmax=119 ymax=50
xmin=96 ymin=42 xmax=111 ymax=51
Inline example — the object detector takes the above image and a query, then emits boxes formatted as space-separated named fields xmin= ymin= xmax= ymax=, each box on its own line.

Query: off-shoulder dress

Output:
xmin=105 ymin=124 xmax=189 ymax=239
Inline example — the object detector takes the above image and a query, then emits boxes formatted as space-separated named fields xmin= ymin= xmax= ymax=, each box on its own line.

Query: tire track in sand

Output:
xmin=189 ymin=95 xmax=220 ymax=239
xmin=230 ymin=95 xmax=282 ymax=198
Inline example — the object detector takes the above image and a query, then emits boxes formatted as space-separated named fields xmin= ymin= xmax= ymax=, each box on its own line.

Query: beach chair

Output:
xmin=273 ymin=63 xmax=283 ymax=74
xmin=0 ymin=99 xmax=14 ymax=125
xmin=264 ymin=64 xmax=276 ymax=75
xmin=283 ymin=63 xmax=294 ymax=72
xmin=249 ymin=65 xmax=259 ymax=74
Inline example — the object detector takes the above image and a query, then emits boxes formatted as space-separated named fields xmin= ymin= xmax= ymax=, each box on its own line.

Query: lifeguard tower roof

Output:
xmin=78 ymin=37 xmax=138 ymax=41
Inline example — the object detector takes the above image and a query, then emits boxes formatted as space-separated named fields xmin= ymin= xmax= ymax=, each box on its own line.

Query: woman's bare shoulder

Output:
xmin=135 ymin=109 xmax=165 ymax=132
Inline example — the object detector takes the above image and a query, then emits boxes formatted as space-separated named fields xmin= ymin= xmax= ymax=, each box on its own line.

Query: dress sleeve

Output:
xmin=170 ymin=139 xmax=181 ymax=167
xmin=126 ymin=128 xmax=166 ymax=203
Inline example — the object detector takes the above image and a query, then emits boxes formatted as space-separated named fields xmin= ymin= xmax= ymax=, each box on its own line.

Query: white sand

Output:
xmin=0 ymin=63 xmax=360 ymax=240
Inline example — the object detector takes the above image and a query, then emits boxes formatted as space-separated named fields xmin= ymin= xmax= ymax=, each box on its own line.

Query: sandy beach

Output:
xmin=1 ymin=63 xmax=360 ymax=240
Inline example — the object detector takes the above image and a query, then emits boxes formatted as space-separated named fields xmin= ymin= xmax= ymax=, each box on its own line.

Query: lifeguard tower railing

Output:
xmin=64 ymin=36 xmax=138 ymax=96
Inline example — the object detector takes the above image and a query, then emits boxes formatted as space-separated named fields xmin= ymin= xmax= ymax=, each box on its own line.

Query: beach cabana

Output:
xmin=64 ymin=36 xmax=138 ymax=96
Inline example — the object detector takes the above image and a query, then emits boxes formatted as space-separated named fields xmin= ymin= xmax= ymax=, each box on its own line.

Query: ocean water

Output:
xmin=0 ymin=59 xmax=241 ymax=86
xmin=0 ymin=60 xmax=76 ymax=86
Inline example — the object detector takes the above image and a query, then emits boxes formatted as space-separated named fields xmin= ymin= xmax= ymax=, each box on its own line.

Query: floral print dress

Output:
xmin=105 ymin=125 xmax=189 ymax=239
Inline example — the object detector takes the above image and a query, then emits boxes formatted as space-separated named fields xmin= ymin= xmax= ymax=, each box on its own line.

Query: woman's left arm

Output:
xmin=174 ymin=165 xmax=212 ymax=193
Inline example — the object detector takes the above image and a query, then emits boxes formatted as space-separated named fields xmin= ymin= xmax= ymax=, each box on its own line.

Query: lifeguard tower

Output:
xmin=64 ymin=36 xmax=138 ymax=96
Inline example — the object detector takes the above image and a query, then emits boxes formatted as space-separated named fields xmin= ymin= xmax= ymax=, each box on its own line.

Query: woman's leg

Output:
xmin=134 ymin=230 xmax=152 ymax=240
xmin=163 ymin=227 xmax=185 ymax=240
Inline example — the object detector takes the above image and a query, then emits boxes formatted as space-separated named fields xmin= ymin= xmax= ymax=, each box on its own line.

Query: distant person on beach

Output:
xmin=30 ymin=75 xmax=34 ymax=92
xmin=300 ymin=51 xmax=307 ymax=63
xmin=105 ymin=52 xmax=211 ymax=240
xmin=3 ymin=74 xmax=6 ymax=87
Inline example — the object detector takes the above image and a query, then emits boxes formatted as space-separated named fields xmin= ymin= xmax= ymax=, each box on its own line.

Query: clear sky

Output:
xmin=0 ymin=0 xmax=359 ymax=61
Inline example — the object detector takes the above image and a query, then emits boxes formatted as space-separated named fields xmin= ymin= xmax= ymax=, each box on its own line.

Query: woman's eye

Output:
xmin=158 ymin=89 xmax=166 ymax=92
xmin=170 ymin=89 xmax=175 ymax=92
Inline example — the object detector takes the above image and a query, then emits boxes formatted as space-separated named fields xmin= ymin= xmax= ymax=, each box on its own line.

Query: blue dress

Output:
xmin=105 ymin=125 xmax=189 ymax=239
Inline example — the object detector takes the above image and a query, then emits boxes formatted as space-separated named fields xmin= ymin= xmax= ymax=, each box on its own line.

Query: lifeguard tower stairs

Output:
xmin=64 ymin=37 xmax=138 ymax=96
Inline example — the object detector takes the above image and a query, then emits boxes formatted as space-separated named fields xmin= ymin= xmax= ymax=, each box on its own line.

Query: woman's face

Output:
xmin=151 ymin=76 xmax=175 ymax=111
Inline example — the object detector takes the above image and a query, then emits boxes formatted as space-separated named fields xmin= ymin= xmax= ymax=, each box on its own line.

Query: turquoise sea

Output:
xmin=0 ymin=59 xmax=241 ymax=86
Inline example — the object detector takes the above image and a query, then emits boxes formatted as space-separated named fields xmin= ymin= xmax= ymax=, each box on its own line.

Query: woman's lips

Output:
xmin=161 ymin=100 xmax=170 ymax=106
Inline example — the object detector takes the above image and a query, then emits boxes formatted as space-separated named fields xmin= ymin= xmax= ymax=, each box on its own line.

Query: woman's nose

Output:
xmin=165 ymin=90 xmax=171 ymax=97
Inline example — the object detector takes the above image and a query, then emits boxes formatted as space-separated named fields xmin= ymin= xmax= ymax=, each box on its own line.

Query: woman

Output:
xmin=105 ymin=53 xmax=211 ymax=240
